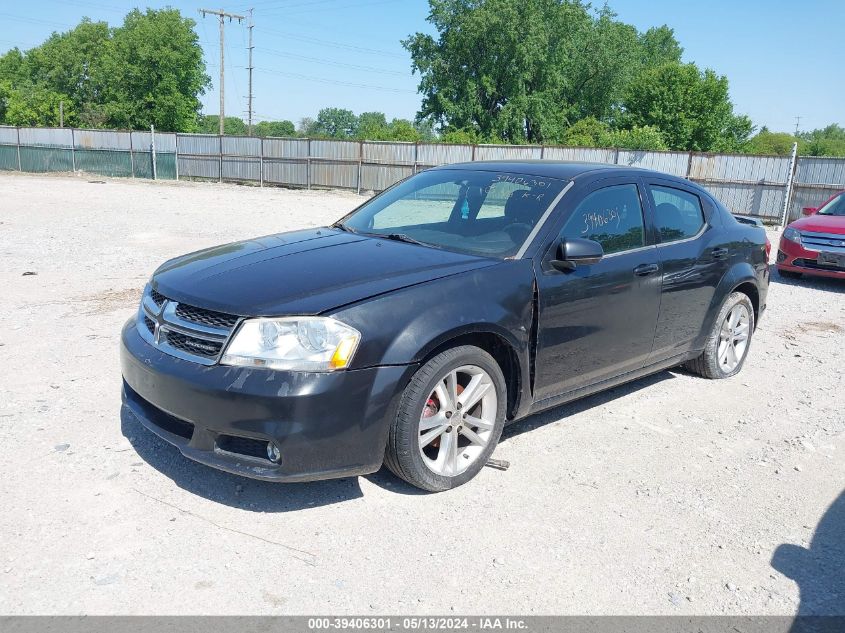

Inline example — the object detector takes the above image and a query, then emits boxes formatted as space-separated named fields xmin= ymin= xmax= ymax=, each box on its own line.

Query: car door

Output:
xmin=642 ymin=179 xmax=731 ymax=364
xmin=532 ymin=178 xmax=662 ymax=402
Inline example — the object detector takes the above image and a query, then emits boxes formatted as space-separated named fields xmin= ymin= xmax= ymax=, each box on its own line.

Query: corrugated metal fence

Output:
xmin=1 ymin=125 xmax=842 ymax=223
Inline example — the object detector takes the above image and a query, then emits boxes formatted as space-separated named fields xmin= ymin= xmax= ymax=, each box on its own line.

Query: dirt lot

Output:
xmin=0 ymin=172 xmax=843 ymax=616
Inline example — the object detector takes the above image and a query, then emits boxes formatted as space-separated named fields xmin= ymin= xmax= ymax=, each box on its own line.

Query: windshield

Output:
xmin=817 ymin=193 xmax=845 ymax=216
xmin=337 ymin=169 xmax=568 ymax=258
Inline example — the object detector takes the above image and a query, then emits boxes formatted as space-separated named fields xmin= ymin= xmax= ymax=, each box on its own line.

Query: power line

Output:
xmin=254 ymin=26 xmax=405 ymax=57
xmin=199 ymin=8 xmax=246 ymax=135
xmin=254 ymin=45 xmax=406 ymax=75
xmin=277 ymin=0 xmax=400 ymax=16
xmin=0 ymin=13 xmax=75 ymax=29
xmin=251 ymin=66 xmax=415 ymax=93
xmin=258 ymin=0 xmax=370 ymax=16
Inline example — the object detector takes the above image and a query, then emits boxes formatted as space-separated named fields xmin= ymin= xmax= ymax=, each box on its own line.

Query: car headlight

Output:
xmin=221 ymin=317 xmax=361 ymax=372
xmin=782 ymin=227 xmax=802 ymax=245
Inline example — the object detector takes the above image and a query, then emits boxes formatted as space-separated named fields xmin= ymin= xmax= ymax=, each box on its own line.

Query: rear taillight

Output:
xmin=765 ymin=236 xmax=772 ymax=259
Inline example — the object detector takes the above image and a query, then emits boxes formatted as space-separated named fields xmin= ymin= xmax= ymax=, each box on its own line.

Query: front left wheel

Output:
xmin=384 ymin=345 xmax=506 ymax=492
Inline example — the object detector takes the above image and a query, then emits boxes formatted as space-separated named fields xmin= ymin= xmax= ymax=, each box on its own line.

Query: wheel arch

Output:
xmin=695 ymin=263 xmax=760 ymax=349
xmin=413 ymin=327 xmax=525 ymax=421
xmin=731 ymin=280 xmax=760 ymax=326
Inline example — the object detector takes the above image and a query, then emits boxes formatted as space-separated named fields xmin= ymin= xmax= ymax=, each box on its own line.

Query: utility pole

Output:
xmin=246 ymin=8 xmax=255 ymax=136
xmin=199 ymin=8 xmax=245 ymax=136
xmin=794 ymin=115 xmax=802 ymax=136
xmin=59 ymin=101 xmax=64 ymax=128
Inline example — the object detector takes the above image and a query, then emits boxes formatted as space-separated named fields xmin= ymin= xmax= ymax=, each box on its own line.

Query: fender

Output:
xmin=331 ymin=260 xmax=536 ymax=414
xmin=693 ymin=261 xmax=759 ymax=351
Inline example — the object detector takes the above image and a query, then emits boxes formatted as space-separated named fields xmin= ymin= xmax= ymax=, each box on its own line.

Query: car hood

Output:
xmin=790 ymin=214 xmax=845 ymax=233
xmin=152 ymin=228 xmax=497 ymax=316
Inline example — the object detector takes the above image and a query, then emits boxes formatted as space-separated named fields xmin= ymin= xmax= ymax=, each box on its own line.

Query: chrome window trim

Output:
xmin=600 ymin=243 xmax=658 ymax=259
xmin=654 ymin=222 xmax=709 ymax=248
xmin=514 ymin=180 xmax=574 ymax=259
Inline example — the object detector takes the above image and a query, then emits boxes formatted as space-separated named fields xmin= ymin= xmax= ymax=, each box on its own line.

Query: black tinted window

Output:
xmin=562 ymin=184 xmax=645 ymax=254
xmin=650 ymin=186 xmax=706 ymax=242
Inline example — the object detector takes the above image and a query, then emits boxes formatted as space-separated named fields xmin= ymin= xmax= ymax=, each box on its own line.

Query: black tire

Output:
xmin=685 ymin=291 xmax=755 ymax=379
xmin=384 ymin=345 xmax=507 ymax=492
xmin=778 ymin=269 xmax=802 ymax=279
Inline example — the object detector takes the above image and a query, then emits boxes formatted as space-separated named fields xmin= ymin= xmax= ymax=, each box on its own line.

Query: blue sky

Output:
xmin=0 ymin=0 xmax=842 ymax=133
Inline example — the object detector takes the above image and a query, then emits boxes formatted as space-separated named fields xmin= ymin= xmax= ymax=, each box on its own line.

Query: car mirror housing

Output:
xmin=802 ymin=206 xmax=817 ymax=216
xmin=551 ymin=238 xmax=604 ymax=272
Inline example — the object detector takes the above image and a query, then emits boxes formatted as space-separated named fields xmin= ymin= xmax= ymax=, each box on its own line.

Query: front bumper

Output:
xmin=120 ymin=318 xmax=415 ymax=482
xmin=776 ymin=238 xmax=845 ymax=279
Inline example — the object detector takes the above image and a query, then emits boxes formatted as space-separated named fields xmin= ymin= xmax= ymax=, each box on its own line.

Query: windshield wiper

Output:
xmin=381 ymin=233 xmax=431 ymax=247
xmin=331 ymin=223 xmax=358 ymax=233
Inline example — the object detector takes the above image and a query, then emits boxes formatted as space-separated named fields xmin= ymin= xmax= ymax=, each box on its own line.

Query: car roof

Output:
xmin=430 ymin=160 xmax=645 ymax=181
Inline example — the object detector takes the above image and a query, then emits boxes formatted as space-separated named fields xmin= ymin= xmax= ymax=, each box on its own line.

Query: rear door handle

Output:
xmin=633 ymin=263 xmax=659 ymax=276
xmin=712 ymin=247 xmax=729 ymax=260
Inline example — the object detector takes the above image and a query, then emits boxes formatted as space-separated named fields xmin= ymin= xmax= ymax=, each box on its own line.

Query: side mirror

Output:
xmin=802 ymin=207 xmax=817 ymax=216
xmin=551 ymin=238 xmax=604 ymax=272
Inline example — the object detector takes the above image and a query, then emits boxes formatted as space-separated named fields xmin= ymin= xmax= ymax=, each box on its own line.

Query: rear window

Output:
xmin=649 ymin=186 xmax=706 ymax=243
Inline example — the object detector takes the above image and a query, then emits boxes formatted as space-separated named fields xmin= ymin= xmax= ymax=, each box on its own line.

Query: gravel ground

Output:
xmin=0 ymin=172 xmax=843 ymax=616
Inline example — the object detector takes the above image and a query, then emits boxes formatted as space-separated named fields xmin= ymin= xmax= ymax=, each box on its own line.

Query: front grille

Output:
xmin=175 ymin=303 xmax=240 ymax=329
xmin=800 ymin=231 xmax=845 ymax=250
xmin=216 ymin=434 xmax=270 ymax=461
xmin=165 ymin=330 xmax=223 ymax=358
xmin=138 ymin=286 xmax=235 ymax=365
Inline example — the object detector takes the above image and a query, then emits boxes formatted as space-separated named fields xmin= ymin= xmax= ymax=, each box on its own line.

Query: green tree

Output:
xmin=0 ymin=9 xmax=208 ymax=131
xmin=94 ymin=9 xmax=209 ymax=131
xmin=798 ymin=124 xmax=845 ymax=157
xmin=622 ymin=62 xmax=752 ymax=151
xmin=404 ymin=0 xmax=683 ymax=143
xmin=310 ymin=107 xmax=358 ymax=138
xmin=24 ymin=19 xmax=110 ymax=113
xmin=357 ymin=111 xmax=389 ymax=140
xmin=254 ymin=119 xmax=296 ymax=137
xmin=561 ymin=117 xmax=611 ymax=147
xmin=744 ymin=128 xmax=801 ymax=155
xmin=386 ymin=118 xmax=421 ymax=142
xmin=605 ymin=125 xmax=667 ymax=150
xmin=197 ymin=114 xmax=247 ymax=135
xmin=637 ymin=25 xmax=683 ymax=68
xmin=0 ymin=81 xmax=74 ymax=126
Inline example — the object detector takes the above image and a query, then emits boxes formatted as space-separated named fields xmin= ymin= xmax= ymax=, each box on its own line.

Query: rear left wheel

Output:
xmin=685 ymin=291 xmax=755 ymax=379
xmin=384 ymin=345 xmax=506 ymax=492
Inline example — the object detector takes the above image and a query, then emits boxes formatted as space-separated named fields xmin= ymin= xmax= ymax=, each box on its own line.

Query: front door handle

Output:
xmin=712 ymin=247 xmax=729 ymax=260
xmin=633 ymin=263 xmax=659 ymax=276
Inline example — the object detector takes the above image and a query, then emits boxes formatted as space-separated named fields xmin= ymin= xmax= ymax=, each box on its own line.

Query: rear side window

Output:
xmin=650 ymin=186 xmax=706 ymax=243
xmin=562 ymin=184 xmax=645 ymax=255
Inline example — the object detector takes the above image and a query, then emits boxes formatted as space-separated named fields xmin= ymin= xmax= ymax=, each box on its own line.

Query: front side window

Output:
xmin=340 ymin=169 xmax=567 ymax=257
xmin=817 ymin=192 xmax=845 ymax=216
xmin=561 ymin=184 xmax=645 ymax=255
xmin=650 ymin=185 xmax=706 ymax=242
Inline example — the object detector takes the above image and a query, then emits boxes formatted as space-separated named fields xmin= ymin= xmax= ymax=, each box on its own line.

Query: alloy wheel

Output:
xmin=418 ymin=365 xmax=498 ymax=477
xmin=717 ymin=304 xmax=750 ymax=372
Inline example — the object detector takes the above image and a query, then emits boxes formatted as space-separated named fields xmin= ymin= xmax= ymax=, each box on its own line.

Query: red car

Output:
xmin=777 ymin=190 xmax=845 ymax=280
